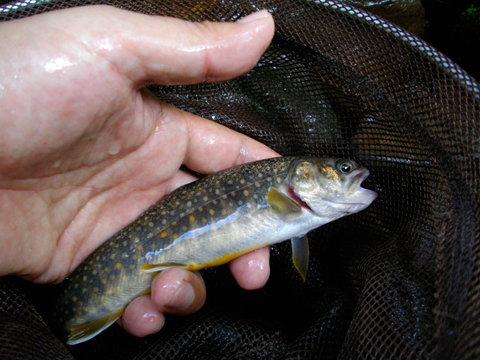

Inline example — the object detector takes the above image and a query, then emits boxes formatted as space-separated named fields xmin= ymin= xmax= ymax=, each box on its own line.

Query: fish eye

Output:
xmin=337 ymin=160 xmax=353 ymax=173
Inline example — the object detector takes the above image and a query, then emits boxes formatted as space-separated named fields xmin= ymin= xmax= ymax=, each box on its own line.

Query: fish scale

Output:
xmin=54 ymin=156 xmax=377 ymax=345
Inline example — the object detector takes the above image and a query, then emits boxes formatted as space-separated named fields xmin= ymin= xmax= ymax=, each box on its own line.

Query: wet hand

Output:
xmin=0 ymin=6 xmax=275 ymax=338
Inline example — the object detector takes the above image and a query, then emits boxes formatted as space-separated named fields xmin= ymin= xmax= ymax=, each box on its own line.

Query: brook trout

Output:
xmin=54 ymin=157 xmax=376 ymax=344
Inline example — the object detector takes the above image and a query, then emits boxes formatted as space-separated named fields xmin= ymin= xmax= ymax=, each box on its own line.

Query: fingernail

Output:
xmin=237 ymin=10 xmax=270 ymax=24
xmin=168 ymin=281 xmax=195 ymax=309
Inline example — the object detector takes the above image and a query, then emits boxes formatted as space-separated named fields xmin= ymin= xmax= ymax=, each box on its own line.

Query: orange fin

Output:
xmin=67 ymin=308 xmax=124 ymax=345
xmin=140 ymin=263 xmax=188 ymax=273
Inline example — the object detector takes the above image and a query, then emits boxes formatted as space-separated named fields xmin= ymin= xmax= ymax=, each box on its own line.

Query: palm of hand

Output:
xmin=0 ymin=6 xmax=275 ymax=286
xmin=1 ymin=15 xmax=184 ymax=283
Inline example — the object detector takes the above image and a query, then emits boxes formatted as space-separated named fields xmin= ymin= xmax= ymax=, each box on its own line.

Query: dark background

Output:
xmin=0 ymin=0 xmax=480 ymax=358
xmin=422 ymin=0 xmax=480 ymax=81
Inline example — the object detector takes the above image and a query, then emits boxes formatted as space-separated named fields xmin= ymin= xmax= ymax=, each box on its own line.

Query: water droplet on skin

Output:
xmin=248 ymin=259 xmax=264 ymax=271
xmin=0 ymin=83 xmax=6 ymax=98
xmin=44 ymin=55 xmax=75 ymax=73
xmin=239 ymin=147 xmax=248 ymax=157
xmin=142 ymin=312 xmax=159 ymax=322
xmin=108 ymin=142 xmax=121 ymax=156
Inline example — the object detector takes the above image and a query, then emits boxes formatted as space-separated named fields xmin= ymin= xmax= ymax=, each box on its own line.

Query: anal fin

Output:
xmin=67 ymin=308 xmax=124 ymax=345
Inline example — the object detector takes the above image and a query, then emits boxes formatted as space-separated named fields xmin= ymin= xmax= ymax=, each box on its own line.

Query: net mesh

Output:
xmin=0 ymin=0 xmax=479 ymax=359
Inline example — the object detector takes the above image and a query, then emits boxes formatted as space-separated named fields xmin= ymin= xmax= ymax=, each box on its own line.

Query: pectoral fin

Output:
xmin=140 ymin=263 xmax=188 ymax=273
xmin=268 ymin=186 xmax=301 ymax=215
xmin=67 ymin=308 xmax=124 ymax=345
xmin=291 ymin=236 xmax=309 ymax=282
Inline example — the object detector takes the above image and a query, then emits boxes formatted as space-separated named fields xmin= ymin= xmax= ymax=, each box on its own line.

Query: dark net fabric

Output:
xmin=0 ymin=0 xmax=479 ymax=359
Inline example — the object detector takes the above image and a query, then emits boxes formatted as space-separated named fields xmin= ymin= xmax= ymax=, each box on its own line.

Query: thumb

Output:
xmin=104 ymin=7 xmax=275 ymax=86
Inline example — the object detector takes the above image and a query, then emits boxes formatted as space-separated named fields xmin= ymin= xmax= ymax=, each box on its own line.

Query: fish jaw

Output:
xmin=333 ymin=168 xmax=377 ymax=207
xmin=304 ymin=171 xmax=376 ymax=216
xmin=288 ymin=160 xmax=377 ymax=218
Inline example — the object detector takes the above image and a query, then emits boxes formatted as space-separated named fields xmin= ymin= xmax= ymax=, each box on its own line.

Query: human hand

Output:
xmin=0 ymin=6 xmax=276 ymax=338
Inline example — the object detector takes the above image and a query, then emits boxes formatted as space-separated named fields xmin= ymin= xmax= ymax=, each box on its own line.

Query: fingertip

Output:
xmin=151 ymin=268 xmax=206 ymax=315
xmin=119 ymin=268 xmax=206 ymax=338
xmin=121 ymin=295 xmax=165 ymax=337
xmin=230 ymin=247 xmax=270 ymax=290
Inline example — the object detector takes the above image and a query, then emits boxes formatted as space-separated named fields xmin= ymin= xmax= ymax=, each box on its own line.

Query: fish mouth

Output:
xmin=326 ymin=168 xmax=376 ymax=206
xmin=345 ymin=169 xmax=377 ymax=203
xmin=347 ymin=169 xmax=370 ymax=192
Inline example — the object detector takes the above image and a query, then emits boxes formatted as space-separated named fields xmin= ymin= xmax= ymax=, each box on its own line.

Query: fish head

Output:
xmin=288 ymin=158 xmax=377 ymax=218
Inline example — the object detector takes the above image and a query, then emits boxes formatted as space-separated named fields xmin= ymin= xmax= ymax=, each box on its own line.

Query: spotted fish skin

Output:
xmin=55 ymin=157 xmax=291 ymax=344
xmin=54 ymin=156 xmax=377 ymax=345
